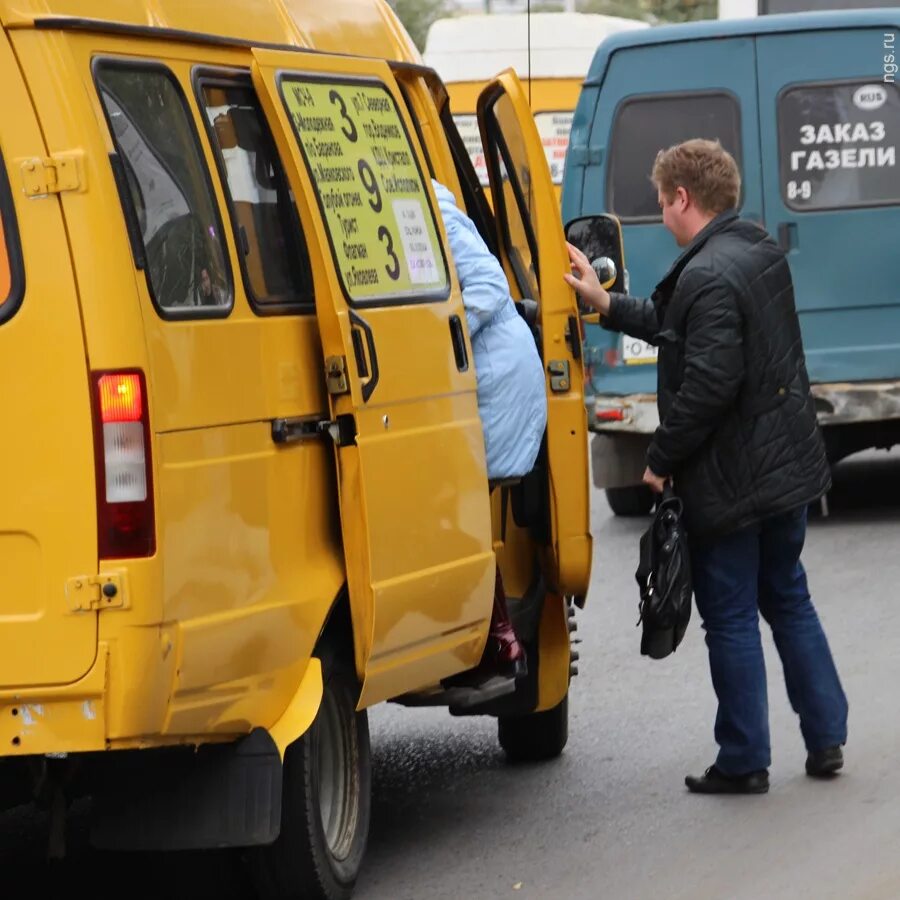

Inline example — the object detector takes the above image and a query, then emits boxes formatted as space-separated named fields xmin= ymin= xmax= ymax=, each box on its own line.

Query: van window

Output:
xmin=200 ymin=80 xmax=313 ymax=311
xmin=95 ymin=63 xmax=233 ymax=315
xmin=607 ymin=92 xmax=742 ymax=221
xmin=777 ymin=80 xmax=900 ymax=211
xmin=0 ymin=154 xmax=23 ymax=324
xmin=277 ymin=74 xmax=449 ymax=306
xmin=483 ymin=92 xmax=540 ymax=300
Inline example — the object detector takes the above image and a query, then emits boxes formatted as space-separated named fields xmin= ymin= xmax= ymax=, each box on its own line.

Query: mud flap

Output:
xmin=90 ymin=727 xmax=282 ymax=851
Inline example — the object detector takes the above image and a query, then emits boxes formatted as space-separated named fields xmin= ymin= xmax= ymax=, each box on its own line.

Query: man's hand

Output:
xmin=564 ymin=242 xmax=611 ymax=316
xmin=642 ymin=466 xmax=667 ymax=494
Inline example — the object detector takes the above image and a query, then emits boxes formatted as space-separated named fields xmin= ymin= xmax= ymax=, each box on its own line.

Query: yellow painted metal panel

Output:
xmin=0 ymin=28 xmax=98 ymax=688
xmin=251 ymin=49 xmax=496 ymax=706
xmin=0 ymin=0 xmax=417 ymax=62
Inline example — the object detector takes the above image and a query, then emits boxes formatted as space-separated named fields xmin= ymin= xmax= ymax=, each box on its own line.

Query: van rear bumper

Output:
xmin=587 ymin=381 xmax=900 ymax=488
xmin=588 ymin=380 xmax=900 ymax=435
xmin=811 ymin=381 xmax=900 ymax=425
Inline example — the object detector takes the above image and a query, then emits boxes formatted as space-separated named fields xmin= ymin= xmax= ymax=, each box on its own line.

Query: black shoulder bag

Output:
xmin=635 ymin=485 xmax=693 ymax=660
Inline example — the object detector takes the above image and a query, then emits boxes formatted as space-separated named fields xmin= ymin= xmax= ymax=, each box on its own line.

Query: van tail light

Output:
xmin=91 ymin=371 xmax=156 ymax=558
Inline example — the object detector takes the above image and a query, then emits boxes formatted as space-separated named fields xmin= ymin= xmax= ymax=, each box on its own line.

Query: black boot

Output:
xmin=806 ymin=745 xmax=843 ymax=777
xmin=685 ymin=765 xmax=769 ymax=795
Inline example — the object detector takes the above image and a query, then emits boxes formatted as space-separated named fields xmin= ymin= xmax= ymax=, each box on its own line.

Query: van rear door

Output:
xmin=755 ymin=26 xmax=900 ymax=383
xmin=577 ymin=35 xmax=764 ymax=392
xmin=0 ymin=32 xmax=98 ymax=686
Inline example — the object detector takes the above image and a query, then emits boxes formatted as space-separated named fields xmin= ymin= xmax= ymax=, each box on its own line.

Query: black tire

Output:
xmin=498 ymin=695 xmax=568 ymax=763
xmin=249 ymin=664 xmax=371 ymax=900
xmin=605 ymin=485 xmax=655 ymax=517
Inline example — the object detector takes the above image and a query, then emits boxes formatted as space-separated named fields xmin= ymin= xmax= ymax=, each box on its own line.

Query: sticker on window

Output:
xmin=778 ymin=81 xmax=900 ymax=211
xmin=453 ymin=114 xmax=489 ymax=187
xmin=534 ymin=111 xmax=573 ymax=185
xmin=280 ymin=77 xmax=449 ymax=303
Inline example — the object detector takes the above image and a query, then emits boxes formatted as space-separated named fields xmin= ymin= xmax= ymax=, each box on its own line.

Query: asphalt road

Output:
xmin=4 ymin=449 xmax=900 ymax=900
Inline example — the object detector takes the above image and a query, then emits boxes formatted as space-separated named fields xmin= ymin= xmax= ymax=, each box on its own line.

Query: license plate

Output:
xmin=622 ymin=337 xmax=658 ymax=365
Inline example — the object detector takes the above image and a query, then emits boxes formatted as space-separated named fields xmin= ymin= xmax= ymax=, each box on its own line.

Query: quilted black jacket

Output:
xmin=606 ymin=210 xmax=830 ymax=540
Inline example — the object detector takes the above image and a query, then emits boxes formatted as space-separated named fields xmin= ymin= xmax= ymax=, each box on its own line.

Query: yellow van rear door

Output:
xmin=251 ymin=50 xmax=495 ymax=706
xmin=0 ymin=32 xmax=98 ymax=686
xmin=476 ymin=70 xmax=592 ymax=598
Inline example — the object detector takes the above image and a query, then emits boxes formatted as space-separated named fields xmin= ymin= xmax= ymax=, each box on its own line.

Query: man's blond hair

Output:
xmin=651 ymin=139 xmax=741 ymax=215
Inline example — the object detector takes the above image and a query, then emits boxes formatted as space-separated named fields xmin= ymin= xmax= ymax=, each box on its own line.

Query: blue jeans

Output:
xmin=691 ymin=506 xmax=848 ymax=775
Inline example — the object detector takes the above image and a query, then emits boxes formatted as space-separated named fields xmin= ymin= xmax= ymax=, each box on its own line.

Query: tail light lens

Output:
xmin=91 ymin=371 xmax=155 ymax=558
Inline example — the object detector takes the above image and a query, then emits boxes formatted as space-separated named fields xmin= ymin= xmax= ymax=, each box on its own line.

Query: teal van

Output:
xmin=563 ymin=10 xmax=900 ymax=515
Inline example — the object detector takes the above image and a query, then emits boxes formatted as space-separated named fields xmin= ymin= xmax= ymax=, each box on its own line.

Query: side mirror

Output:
xmin=564 ymin=214 xmax=626 ymax=296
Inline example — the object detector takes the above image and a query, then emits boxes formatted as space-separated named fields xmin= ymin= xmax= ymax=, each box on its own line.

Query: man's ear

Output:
xmin=675 ymin=186 xmax=690 ymax=211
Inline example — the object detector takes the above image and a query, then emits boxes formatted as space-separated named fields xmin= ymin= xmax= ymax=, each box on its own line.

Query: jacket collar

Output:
xmin=655 ymin=209 xmax=739 ymax=294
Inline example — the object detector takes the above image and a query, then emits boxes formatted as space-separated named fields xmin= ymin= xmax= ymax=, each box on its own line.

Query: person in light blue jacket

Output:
xmin=433 ymin=180 xmax=547 ymax=676
xmin=433 ymin=180 xmax=547 ymax=480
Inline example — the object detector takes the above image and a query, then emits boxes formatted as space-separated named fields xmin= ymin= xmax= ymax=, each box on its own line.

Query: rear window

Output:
xmin=201 ymin=80 xmax=313 ymax=312
xmin=607 ymin=92 xmax=742 ymax=221
xmin=777 ymin=80 xmax=900 ymax=211
xmin=95 ymin=62 xmax=233 ymax=316
xmin=0 ymin=153 xmax=23 ymax=324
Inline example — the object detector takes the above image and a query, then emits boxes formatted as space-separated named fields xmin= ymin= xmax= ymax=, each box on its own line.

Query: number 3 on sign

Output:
xmin=378 ymin=226 xmax=401 ymax=281
xmin=787 ymin=180 xmax=812 ymax=200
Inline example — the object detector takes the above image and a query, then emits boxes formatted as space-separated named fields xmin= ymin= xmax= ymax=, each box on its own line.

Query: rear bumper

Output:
xmin=811 ymin=381 xmax=900 ymax=425
xmin=588 ymin=380 xmax=900 ymax=435
xmin=587 ymin=380 xmax=900 ymax=488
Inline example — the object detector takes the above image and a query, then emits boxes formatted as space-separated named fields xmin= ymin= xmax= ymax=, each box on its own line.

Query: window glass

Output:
xmin=534 ymin=111 xmax=573 ymax=185
xmin=453 ymin=114 xmax=489 ymax=187
xmin=96 ymin=64 xmax=232 ymax=312
xmin=777 ymin=80 xmax=900 ymax=211
xmin=278 ymin=75 xmax=449 ymax=306
xmin=202 ymin=82 xmax=312 ymax=309
xmin=607 ymin=93 xmax=742 ymax=221
xmin=484 ymin=91 xmax=540 ymax=300
xmin=456 ymin=110 xmax=572 ymax=187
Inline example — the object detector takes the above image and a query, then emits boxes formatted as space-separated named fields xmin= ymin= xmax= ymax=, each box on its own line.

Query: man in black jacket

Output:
xmin=567 ymin=139 xmax=848 ymax=794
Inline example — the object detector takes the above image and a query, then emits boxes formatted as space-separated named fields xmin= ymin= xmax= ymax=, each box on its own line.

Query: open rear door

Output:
xmin=477 ymin=70 xmax=591 ymax=598
xmin=251 ymin=50 xmax=495 ymax=705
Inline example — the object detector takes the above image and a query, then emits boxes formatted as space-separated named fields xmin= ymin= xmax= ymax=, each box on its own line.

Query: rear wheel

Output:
xmin=605 ymin=485 xmax=654 ymax=517
xmin=249 ymin=663 xmax=371 ymax=900
xmin=498 ymin=695 xmax=568 ymax=763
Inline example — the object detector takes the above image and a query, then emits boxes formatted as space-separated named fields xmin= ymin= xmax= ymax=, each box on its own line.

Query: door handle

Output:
xmin=449 ymin=315 xmax=469 ymax=372
xmin=778 ymin=222 xmax=798 ymax=252
xmin=348 ymin=310 xmax=379 ymax=402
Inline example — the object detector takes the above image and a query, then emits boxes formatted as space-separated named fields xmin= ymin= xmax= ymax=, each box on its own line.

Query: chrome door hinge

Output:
xmin=66 ymin=572 xmax=127 ymax=613
xmin=20 ymin=152 xmax=84 ymax=197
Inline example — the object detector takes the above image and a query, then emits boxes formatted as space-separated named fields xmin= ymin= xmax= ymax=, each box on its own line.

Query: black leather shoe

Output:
xmin=806 ymin=745 xmax=844 ymax=778
xmin=685 ymin=765 xmax=769 ymax=794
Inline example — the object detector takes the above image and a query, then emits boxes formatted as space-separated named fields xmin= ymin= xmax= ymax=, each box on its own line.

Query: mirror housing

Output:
xmin=564 ymin=214 xmax=626 ymax=304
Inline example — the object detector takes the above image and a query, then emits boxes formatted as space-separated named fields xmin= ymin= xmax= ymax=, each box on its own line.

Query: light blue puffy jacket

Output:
xmin=432 ymin=180 xmax=547 ymax=480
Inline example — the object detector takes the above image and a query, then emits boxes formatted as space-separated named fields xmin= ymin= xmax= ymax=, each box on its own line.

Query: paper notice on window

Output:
xmin=392 ymin=199 xmax=439 ymax=285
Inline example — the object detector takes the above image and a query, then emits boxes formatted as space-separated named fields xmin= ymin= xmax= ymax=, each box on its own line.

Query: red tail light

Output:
xmin=91 ymin=370 xmax=156 ymax=558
